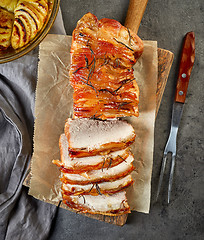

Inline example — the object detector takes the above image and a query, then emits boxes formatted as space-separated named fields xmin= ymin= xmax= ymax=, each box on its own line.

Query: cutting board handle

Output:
xmin=125 ymin=0 xmax=148 ymax=34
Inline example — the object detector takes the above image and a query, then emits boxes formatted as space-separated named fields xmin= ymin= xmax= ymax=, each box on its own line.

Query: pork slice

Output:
xmin=63 ymin=191 xmax=130 ymax=215
xmin=52 ymin=133 xmax=130 ymax=173
xmin=65 ymin=118 xmax=135 ymax=158
xmin=62 ymin=154 xmax=134 ymax=185
xmin=62 ymin=174 xmax=133 ymax=195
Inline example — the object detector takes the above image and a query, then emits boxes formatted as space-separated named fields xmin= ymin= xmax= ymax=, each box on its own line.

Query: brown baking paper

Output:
xmin=29 ymin=34 xmax=157 ymax=214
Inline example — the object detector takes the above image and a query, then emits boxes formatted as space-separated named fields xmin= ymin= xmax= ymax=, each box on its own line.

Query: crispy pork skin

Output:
xmin=69 ymin=12 xmax=143 ymax=119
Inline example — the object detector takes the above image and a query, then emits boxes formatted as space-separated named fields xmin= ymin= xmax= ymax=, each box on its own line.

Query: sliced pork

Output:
xmin=62 ymin=174 xmax=133 ymax=196
xmin=63 ymin=191 xmax=130 ymax=215
xmin=61 ymin=154 xmax=134 ymax=185
xmin=52 ymin=133 xmax=130 ymax=173
xmin=65 ymin=118 xmax=136 ymax=158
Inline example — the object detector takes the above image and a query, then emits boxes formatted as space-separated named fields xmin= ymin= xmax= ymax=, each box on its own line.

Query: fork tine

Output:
xmin=167 ymin=154 xmax=176 ymax=204
xmin=156 ymin=154 xmax=167 ymax=201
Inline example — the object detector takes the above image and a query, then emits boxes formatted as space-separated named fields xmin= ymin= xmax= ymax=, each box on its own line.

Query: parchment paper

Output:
xmin=29 ymin=34 xmax=157 ymax=214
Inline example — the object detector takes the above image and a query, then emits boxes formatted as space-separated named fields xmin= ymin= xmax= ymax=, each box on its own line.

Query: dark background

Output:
xmin=49 ymin=1 xmax=204 ymax=239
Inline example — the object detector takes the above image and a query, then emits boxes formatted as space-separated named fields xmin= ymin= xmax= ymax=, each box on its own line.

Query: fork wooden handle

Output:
xmin=125 ymin=0 xmax=148 ymax=34
xmin=175 ymin=32 xmax=195 ymax=103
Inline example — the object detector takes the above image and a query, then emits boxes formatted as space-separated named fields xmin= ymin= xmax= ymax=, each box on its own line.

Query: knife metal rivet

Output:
xmin=179 ymin=91 xmax=184 ymax=95
xmin=182 ymin=73 xmax=186 ymax=78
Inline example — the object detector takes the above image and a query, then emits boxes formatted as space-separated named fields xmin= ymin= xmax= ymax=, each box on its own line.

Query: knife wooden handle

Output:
xmin=175 ymin=32 xmax=195 ymax=103
xmin=125 ymin=0 xmax=148 ymax=34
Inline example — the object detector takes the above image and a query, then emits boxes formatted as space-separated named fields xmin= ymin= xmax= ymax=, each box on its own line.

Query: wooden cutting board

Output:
xmin=69 ymin=49 xmax=173 ymax=227
xmin=24 ymin=0 xmax=174 ymax=226
xmin=77 ymin=0 xmax=174 ymax=225
xmin=125 ymin=0 xmax=174 ymax=117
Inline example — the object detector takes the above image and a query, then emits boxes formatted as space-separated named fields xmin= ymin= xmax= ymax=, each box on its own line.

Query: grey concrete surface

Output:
xmin=49 ymin=1 xmax=204 ymax=239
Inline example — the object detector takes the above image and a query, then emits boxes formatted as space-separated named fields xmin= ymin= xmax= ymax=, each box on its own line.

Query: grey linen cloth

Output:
xmin=0 ymin=9 xmax=66 ymax=240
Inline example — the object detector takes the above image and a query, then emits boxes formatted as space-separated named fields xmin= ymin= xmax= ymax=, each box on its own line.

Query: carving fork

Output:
xmin=156 ymin=32 xmax=195 ymax=203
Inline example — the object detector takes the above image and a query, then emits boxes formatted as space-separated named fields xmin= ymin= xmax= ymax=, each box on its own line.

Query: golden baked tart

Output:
xmin=0 ymin=7 xmax=14 ymax=51
xmin=11 ymin=0 xmax=49 ymax=49
xmin=0 ymin=0 xmax=18 ymax=12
